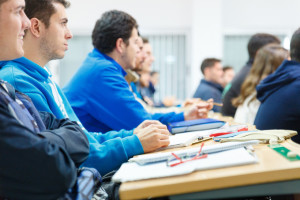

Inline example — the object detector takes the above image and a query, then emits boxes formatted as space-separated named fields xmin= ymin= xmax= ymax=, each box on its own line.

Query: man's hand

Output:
xmin=143 ymin=96 xmax=154 ymax=106
xmin=182 ymin=98 xmax=202 ymax=108
xmin=136 ymin=124 xmax=170 ymax=153
xmin=184 ymin=99 xmax=214 ymax=121
xmin=134 ymin=120 xmax=162 ymax=134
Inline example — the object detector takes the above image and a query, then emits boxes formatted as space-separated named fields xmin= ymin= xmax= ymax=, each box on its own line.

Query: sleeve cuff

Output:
xmin=169 ymin=112 xmax=185 ymax=122
xmin=119 ymin=129 xmax=134 ymax=137
xmin=122 ymin=134 xmax=144 ymax=158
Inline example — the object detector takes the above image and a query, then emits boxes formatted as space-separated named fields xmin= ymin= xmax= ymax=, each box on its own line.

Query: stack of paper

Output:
xmin=130 ymin=140 xmax=259 ymax=165
xmin=112 ymin=147 xmax=258 ymax=183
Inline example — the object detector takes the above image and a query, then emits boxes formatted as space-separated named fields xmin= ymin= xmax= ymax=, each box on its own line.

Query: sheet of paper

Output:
xmin=161 ymin=129 xmax=228 ymax=150
xmin=113 ymin=147 xmax=258 ymax=182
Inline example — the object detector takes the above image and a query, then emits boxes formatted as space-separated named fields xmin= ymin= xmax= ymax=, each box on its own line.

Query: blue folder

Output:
xmin=167 ymin=118 xmax=225 ymax=134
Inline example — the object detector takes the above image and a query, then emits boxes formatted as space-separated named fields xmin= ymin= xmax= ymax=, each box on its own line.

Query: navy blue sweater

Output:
xmin=193 ymin=79 xmax=223 ymax=112
xmin=254 ymin=60 xmax=300 ymax=143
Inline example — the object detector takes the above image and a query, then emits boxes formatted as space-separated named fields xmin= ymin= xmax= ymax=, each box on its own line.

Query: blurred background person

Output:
xmin=233 ymin=44 xmax=289 ymax=124
xmin=193 ymin=58 xmax=224 ymax=112
xmin=133 ymin=37 xmax=178 ymax=107
xmin=222 ymin=33 xmax=281 ymax=117
xmin=147 ymin=71 xmax=160 ymax=105
xmin=125 ymin=36 xmax=144 ymax=85
xmin=222 ymin=65 xmax=235 ymax=88
xmin=221 ymin=65 xmax=235 ymax=98
xmin=254 ymin=28 xmax=300 ymax=144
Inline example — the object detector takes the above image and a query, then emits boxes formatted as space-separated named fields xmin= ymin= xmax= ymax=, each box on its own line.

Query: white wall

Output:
xmin=190 ymin=0 xmax=223 ymax=96
xmin=68 ymin=0 xmax=193 ymax=34
xmin=223 ymin=0 xmax=300 ymax=33
xmin=66 ymin=0 xmax=300 ymax=97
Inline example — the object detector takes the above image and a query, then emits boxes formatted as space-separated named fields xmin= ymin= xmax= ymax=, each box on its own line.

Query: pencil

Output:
xmin=212 ymin=102 xmax=223 ymax=107
xmin=192 ymin=137 xmax=212 ymax=145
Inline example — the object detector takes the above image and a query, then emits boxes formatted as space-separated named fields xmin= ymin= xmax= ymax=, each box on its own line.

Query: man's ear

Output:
xmin=29 ymin=18 xmax=43 ymax=38
xmin=115 ymin=38 xmax=125 ymax=54
xmin=203 ymin=67 xmax=210 ymax=78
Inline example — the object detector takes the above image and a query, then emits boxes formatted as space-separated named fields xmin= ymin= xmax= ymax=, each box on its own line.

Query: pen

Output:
xmin=204 ymin=100 xmax=223 ymax=107
xmin=209 ymin=131 xmax=233 ymax=137
xmin=192 ymin=137 xmax=212 ymax=145
xmin=209 ymin=127 xmax=249 ymax=137
xmin=212 ymin=102 xmax=223 ymax=107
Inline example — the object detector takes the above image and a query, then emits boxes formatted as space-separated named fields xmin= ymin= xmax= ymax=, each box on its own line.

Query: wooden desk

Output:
xmin=119 ymin=140 xmax=300 ymax=200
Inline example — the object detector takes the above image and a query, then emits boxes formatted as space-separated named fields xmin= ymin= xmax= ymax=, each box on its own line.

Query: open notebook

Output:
xmin=112 ymin=146 xmax=258 ymax=183
xmin=164 ymin=124 xmax=248 ymax=150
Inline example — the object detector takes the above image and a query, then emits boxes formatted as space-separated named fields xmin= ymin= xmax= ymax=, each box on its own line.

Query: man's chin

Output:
xmin=54 ymin=53 xmax=65 ymax=60
xmin=11 ymin=49 xmax=24 ymax=60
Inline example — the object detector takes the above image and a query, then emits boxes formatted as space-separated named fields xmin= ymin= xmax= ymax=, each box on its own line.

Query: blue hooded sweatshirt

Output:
xmin=63 ymin=48 xmax=184 ymax=133
xmin=0 ymin=57 xmax=144 ymax=175
xmin=254 ymin=60 xmax=300 ymax=143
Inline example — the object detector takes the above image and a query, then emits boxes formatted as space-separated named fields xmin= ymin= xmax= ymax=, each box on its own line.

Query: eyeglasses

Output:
xmin=166 ymin=143 xmax=208 ymax=167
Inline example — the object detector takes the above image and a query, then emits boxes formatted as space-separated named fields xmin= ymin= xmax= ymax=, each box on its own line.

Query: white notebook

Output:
xmin=112 ymin=147 xmax=258 ymax=183
xmin=130 ymin=140 xmax=260 ymax=165
xmin=162 ymin=124 xmax=249 ymax=150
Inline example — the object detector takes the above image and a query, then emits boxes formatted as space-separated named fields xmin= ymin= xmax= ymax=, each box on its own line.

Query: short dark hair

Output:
xmin=92 ymin=10 xmax=138 ymax=54
xmin=247 ymin=33 xmax=280 ymax=60
xmin=150 ymin=71 xmax=159 ymax=76
xmin=223 ymin=65 xmax=233 ymax=72
xmin=200 ymin=58 xmax=221 ymax=74
xmin=142 ymin=37 xmax=149 ymax=44
xmin=290 ymin=28 xmax=300 ymax=62
xmin=25 ymin=0 xmax=70 ymax=28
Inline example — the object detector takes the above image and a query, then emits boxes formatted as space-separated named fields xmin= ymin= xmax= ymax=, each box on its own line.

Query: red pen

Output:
xmin=237 ymin=127 xmax=248 ymax=132
xmin=209 ymin=127 xmax=249 ymax=137
xmin=209 ymin=131 xmax=233 ymax=137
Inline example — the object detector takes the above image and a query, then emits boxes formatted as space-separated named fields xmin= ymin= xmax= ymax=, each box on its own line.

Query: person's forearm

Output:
xmin=0 ymin=109 xmax=77 ymax=200
xmin=39 ymin=111 xmax=90 ymax=166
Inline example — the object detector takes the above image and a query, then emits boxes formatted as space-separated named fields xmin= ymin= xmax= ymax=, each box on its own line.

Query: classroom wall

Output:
xmin=68 ymin=0 xmax=193 ymax=34
xmin=223 ymin=0 xmax=300 ymax=32
xmin=66 ymin=0 xmax=300 ymax=97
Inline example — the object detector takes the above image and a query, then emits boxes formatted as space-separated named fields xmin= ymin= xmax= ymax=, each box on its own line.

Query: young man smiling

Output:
xmin=0 ymin=0 xmax=28 ymax=60
xmin=0 ymin=0 xmax=89 ymax=199
xmin=0 ymin=0 xmax=170 ymax=176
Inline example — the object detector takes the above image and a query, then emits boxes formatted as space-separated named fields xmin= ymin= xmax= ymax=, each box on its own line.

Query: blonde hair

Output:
xmin=232 ymin=43 xmax=289 ymax=107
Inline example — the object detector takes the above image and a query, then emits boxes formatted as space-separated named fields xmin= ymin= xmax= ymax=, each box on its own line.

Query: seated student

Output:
xmin=221 ymin=65 xmax=235 ymax=98
xmin=127 ymin=37 xmax=207 ymax=114
xmin=0 ymin=80 xmax=92 ymax=199
xmin=63 ymin=10 xmax=212 ymax=133
xmin=134 ymin=37 xmax=157 ymax=106
xmin=0 ymin=0 xmax=170 ymax=176
xmin=222 ymin=33 xmax=281 ymax=117
xmin=133 ymin=63 xmax=154 ymax=105
xmin=132 ymin=37 xmax=177 ymax=108
xmin=254 ymin=28 xmax=300 ymax=143
xmin=125 ymin=36 xmax=144 ymax=85
xmin=221 ymin=66 xmax=235 ymax=88
xmin=233 ymin=44 xmax=289 ymax=124
xmin=193 ymin=58 xmax=224 ymax=112
xmin=148 ymin=71 xmax=159 ymax=103
xmin=0 ymin=0 xmax=93 ymax=198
